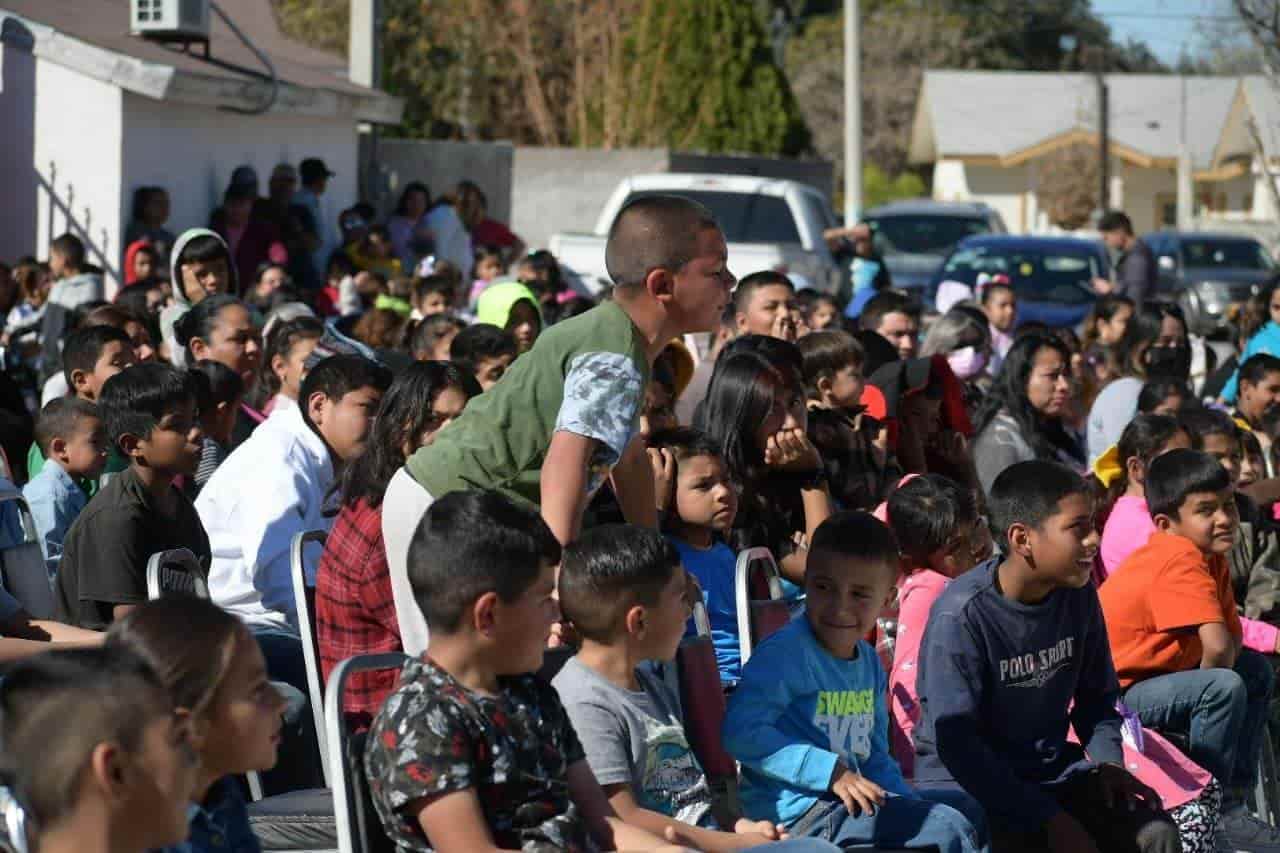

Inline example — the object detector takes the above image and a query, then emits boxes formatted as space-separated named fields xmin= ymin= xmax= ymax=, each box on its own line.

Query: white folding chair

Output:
xmin=0 ymin=484 xmax=57 ymax=618
xmin=734 ymin=547 xmax=788 ymax=667
xmin=325 ymin=653 xmax=409 ymax=853
xmin=145 ymin=548 xmax=208 ymax=600
xmin=292 ymin=529 xmax=330 ymax=786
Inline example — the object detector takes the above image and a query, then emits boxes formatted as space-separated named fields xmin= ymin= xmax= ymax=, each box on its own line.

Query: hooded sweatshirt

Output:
xmin=474 ymin=281 xmax=542 ymax=330
xmin=160 ymin=229 xmax=236 ymax=367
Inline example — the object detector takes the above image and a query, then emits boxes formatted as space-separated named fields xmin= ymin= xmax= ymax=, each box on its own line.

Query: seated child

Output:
xmin=363 ymin=490 xmax=673 ymax=852
xmin=198 ymin=354 xmax=390 ymax=692
xmin=553 ymin=524 xmax=840 ymax=853
xmin=475 ymin=281 xmax=543 ymax=354
xmin=55 ymin=364 xmax=209 ymax=630
xmin=448 ymin=323 xmax=516 ymax=391
xmin=723 ymin=510 xmax=989 ymax=853
xmin=26 ymin=324 xmax=135 ymax=483
xmin=0 ymin=646 xmax=198 ymax=853
xmin=1102 ymin=448 xmax=1280 ymax=847
xmin=1097 ymin=413 xmax=1191 ymax=577
xmin=648 ymin=427 xmax=744 ymax=685
xmin=412 ymin=273 xmax=457 ymax=320
xmin=259 ymin=315 xmax=324 ymax=417
xmin=883 ymin=474 xmax=987 ymax=776
xmin=733 ymin=271 xmax=799 ymax=342
xmin=107 ymin=597 xmax=288 ymax=853
xmin=916 ymin=460 xmax=1179 ymax=852
xmin=187 ymin=360 xmax=245 ymax=496
xmin=23 ymin=398 xmax=107 ymax=576
xmin=467 ymin=244 xmax=508 ymax=306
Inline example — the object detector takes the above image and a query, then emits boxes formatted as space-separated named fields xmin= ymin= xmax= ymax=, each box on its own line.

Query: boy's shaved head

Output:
xmin=605 ymin=195 xmax=720 ymax=289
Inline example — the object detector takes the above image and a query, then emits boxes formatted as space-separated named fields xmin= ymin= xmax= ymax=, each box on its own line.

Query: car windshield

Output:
xmin=939 ymin=244 xmax=1102 ymax=304
xmin=866 ymin=215 xmax=992 ymax=256
xmin=622 ymin=190 xmax=802 ymax=245
xmin=1179 ymin=239 xmax=1273 ymax=271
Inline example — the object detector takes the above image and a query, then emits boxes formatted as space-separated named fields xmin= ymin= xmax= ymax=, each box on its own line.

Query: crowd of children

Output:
xmin=11 ymin=191 xmax=1280 ymax=853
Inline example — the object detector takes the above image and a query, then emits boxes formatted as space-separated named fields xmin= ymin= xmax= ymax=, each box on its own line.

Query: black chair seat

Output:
xmin=248 ymin=787 xmax=337 ymax=851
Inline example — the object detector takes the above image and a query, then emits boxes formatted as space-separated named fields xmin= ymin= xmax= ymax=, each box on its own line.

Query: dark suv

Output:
xmin=1144 ymin=231 xmax=1275 ymax=335
xmin=863 ymin=200 xmax=1007 ymax=307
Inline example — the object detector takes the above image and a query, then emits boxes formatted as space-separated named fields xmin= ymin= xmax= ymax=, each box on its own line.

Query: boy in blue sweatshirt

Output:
xmin=723 ymin=510 xmax=989 ymax=853
xmin=915 ymin=460 xmax=1178 ymax=853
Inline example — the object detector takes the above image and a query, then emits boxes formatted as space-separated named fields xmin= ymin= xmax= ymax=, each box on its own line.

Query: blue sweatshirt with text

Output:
xmin=722 ymin=616 xmax=912 ymax=826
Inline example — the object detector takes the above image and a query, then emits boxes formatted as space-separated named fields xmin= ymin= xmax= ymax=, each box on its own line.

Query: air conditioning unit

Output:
xmin=131 ymin=0 xmax=210 ymax=42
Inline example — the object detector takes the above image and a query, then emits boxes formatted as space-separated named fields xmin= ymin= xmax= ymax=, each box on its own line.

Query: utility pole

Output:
xmin=349 ymin=0 xmax=382 ymax=205
xmin=1177 ymin=75 xmax=1194 ymax=229
xmin=844 ymin=0 xmax=861 ymax=225
xmin=1095 ymin=64 xmax=1110 ymax=214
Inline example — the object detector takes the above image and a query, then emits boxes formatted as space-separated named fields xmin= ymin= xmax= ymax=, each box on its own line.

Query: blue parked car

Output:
xmin=931 ymin=235 xmax=1108 ymax=329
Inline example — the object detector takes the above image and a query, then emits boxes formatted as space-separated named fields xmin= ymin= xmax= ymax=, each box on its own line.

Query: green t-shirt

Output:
xmin=406 ymin=300 xmax=649 ymax=507
xmin=27 ymin=442 xmax=128 ymax=498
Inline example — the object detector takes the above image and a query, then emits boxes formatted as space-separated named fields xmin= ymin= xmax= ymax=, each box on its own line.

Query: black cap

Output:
xmin=299 ymin=158 xmax=335 ymax=183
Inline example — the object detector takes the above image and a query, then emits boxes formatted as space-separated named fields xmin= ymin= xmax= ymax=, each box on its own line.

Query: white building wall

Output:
xmin=931 ymin=159 xmax=970 ymax=202
xmin=121 ymin=92 xmax=360 ymax=276
xmin=33 ymin=59 xmax=124 ymax=279
xmin=949 ymin=164 xmax=1031 ymax=233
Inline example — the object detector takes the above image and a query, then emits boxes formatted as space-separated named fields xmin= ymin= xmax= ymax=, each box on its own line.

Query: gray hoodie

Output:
xmin=160 ymin=229 xmax=235 ymax=367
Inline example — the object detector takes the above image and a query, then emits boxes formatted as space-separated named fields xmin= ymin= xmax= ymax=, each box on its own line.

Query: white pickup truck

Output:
xmin=549 ymin=173 xmax=845 ymax=297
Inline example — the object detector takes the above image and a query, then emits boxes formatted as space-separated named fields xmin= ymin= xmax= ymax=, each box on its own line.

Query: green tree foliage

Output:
xmin=862 ymin=164 xmax=925 ymax=209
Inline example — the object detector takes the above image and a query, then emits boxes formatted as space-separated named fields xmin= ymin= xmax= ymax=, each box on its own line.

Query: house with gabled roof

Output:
xmin=909 ymin=70 xmax=1253 ymax=234
xmin=0 ymin=0 xmax=402 ymax=290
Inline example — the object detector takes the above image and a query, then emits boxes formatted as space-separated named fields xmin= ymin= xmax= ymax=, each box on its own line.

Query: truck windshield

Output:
xmin=940 ymin=244 xmax=1101 ymax=304
xmin=1179 ymin=239 xmax=1273 ymax=270
xmin=867 ymin=215 xmax=992 ymax=256
xmin=624 ymin=191 xmax=802 ymax=245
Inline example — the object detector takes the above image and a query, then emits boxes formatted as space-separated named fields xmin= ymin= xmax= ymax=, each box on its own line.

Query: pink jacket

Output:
xmin=889 ymin=567 xmax=1212 ymax=807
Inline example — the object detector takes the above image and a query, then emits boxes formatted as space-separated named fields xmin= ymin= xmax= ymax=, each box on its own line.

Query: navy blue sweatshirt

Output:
xmin=913 ymin=558 xmax=1123 ymax=830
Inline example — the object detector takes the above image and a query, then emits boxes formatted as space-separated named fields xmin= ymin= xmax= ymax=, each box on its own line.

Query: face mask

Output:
xmin=947 ymin=346 xmax=988 ymax=380
xmin=1145 ymin=344 xmax=1190 ymax=382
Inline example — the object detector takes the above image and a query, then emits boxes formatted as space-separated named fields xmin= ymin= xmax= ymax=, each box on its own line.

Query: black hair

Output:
xmin=326 ymin=250 xmax=355 ymax=279
xmin=98 ymin=362 xmax=199 ymax=449
xmin=49 ymin=233 xmax=86 ymax=270
xmin=797 ymin=330 xmax=864 ymax=400
xmin=449 ymin=323 xmax=517 ymax=372
xmin=978 ymin=280 xmax=1015 ymax=304
xmin=409 ymin=314 xmax=466 ymax=359
xmin=1105 ymin=413 xmax=1186 ymax=513
xmin=1097 ymin=210 xmax=1134 ymax=234
xmin=517 ymin=249 xmax=564 ymax=296
xmin=1116 ymin=303 xmax=1187 ymax=380
xmin=973 ymin=333 xmax=1083 ymax=465
xmin=407 ymin=490 xmax=561 ymax=633
xmin=115 ymin=280 xmax=163 ymax=321
xmin=412 ymin=274 xmax=456 ymax=306
xmin=807 ymin=510 xmax=901 ymax=583
xmin=62 ymin=324 xmax=132 ymax=390
xmin=259 ymin=315 xmax=325 ymax=399
xmin=189 ymin=359 xmax=245 ymax=413
xmin=176 ymin=234 xmax=231 ymax=268
xmin=988 ymin=460 xmax=1090 ymax=542
xmin=1239 ymin=353 xmax=1280 ymax=388
xmin=886 ymin=474 xmax=977 ymax=565
xmin=853 ymin=328 xmax=899 ymax=376
xmin=394 ymin=181 xmax=431 ymax=217
xmin=1083 ymin=294 xmax=1135 ymax=347
xmin=172 ymin=294 xmax=246 ymax=362
xmin=733 ymin=270 xmax=795 ymax=313
xmin=604 ymin=195 xmax=720 ymax=289
xmin=0 ymin=647 xmax=172 ymax=833
xmin=1146 ymin=448 xmax=1232 ymax=519
xmin=34 ymin=397 xmax=100 ymax=456
xmin=1177 ymin=407 xmax=1240 ymax=450
xmin=129 ymin=186 xmax=166 ymax=223
xmin=559 ymin=524 xmax=682 ymax=643
xmin=1137 ymin=378 xmax=1190 ymax=414
xmin=340 ymin=361 xmax=479 ymax=509
xmin=298 ymin=355 xmax=393 ymax=434
xmin=859 ymin=291 xmax=920 ymax=332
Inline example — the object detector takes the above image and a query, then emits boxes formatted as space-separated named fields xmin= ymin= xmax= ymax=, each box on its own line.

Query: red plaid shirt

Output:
xmin=316 ymin=498 xmax=402 ymax=726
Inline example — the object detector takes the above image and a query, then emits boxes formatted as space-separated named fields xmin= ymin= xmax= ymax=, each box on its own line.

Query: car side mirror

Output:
xmin=1158 ymin=255 xmax=1176 ymax=272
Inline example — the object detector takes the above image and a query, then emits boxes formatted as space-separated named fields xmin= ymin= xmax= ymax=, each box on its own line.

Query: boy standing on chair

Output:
xmin=364 ymin=491 xmax=676 ymax=853
xmin=552 ymin=523 xmax=840 ymax=852
xmin=56 ymin=364 xmax=208 ymax=630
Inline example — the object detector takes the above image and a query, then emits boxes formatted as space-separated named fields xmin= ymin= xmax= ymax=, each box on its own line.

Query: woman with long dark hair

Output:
xmin=971 ymin=333 xmax=1083 ymax=494
xmin=315 ymin=361 xmax=479 ymax=724
xmin=696 ymin=337 xmax=832 ymax=586
xmin=1086 ymin=303 xmax=1190 ymax=463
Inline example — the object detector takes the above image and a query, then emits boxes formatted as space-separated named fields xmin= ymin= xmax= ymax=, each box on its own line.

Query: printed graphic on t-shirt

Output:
xmin=813 ymin=689 xmax=874 ymax=763
xmin=638 ymin=715 xmax=713 ymax=826
xmin=998 ymin=637 xmax=1076 ymax=689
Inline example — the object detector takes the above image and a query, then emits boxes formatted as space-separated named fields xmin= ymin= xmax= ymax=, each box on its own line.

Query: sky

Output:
xmin=1090 ymin=0 xmax=1239 ymax=65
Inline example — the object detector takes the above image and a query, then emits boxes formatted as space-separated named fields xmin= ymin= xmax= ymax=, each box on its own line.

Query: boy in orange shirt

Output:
xmin=1099 ymin=448 xmax=1278 ymax=847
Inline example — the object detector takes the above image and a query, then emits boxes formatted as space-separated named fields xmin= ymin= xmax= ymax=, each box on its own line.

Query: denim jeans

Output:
xmin=791 ymin=789 xmax=989 ymax=853
xmin=1121 ymin=648 xmax=1275 ymax=802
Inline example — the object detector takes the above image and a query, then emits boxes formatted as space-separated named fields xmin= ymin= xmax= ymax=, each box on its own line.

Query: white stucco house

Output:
xmin=908 ymin=71 xmax=1255 ymax=235
xmin=0 ymin=0 xmax=403 ymax=291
